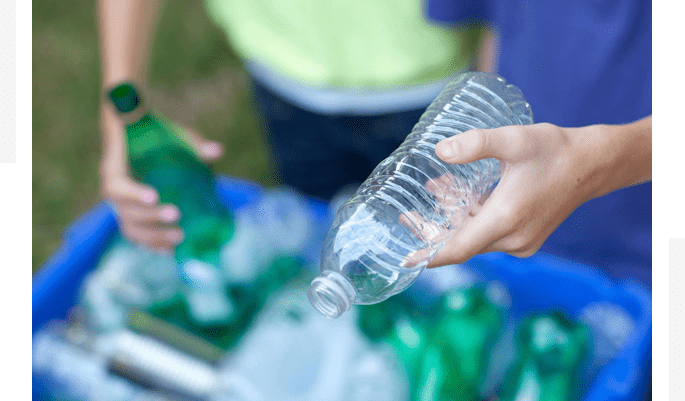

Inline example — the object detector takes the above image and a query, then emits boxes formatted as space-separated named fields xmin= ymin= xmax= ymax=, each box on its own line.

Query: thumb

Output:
xmin=180 ymin=126 xmax=224 ymax=162
xmin=435 ymin=127 xmax=513 ymax=164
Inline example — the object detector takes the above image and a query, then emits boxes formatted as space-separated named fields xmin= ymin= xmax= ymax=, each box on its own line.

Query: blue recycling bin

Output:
xmin=32 ymin=176 xmax=651 ymax=401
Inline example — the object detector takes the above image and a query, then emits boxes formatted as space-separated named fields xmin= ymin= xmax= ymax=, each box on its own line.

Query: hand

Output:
xmin=426 ymin=122 xmax=608 ymax=267
xmin=99 ymin=103 xmax=224 ymax=253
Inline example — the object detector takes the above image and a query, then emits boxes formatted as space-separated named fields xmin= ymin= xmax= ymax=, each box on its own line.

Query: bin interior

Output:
xmin=32 ymin=176 xmax=652 ymax=401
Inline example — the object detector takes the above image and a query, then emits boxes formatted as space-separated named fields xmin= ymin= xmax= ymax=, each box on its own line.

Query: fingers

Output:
xmin=118 ymin=203 xmax=180 ymax=225
xmin=419 ymin=124 xmax=576 ymax=267
xmin=399 ymin=211 xmax=424 ymax=240
xmin=102 ymin=175 xmax=184 ymax=252
xmin=399 ymin=211 xmax=442 ymax=243
xmin=427 ymin=198 xmax=513 ymax=268
xmin=102 ymin=176 xmax=159 ymax=207
xmin=402 ymin=247 xmax=435 ymax=268
xmin=119 ymin=223 xmax=185 ymax=253
xmin=116 ymin=203 xmax=183 ymax=252
xmin=425 ymin=174 xmax=472 ymax=228
xmin=181 ymin=126 xmax=224 ymax=161
xmin=399 ymin=210 xmax=456 ymax=267
xmin=399 ymin=211 xmax=438 ymax=268
xmin=435 ymin=126 xmax=522 ymax=164
xmin=426 ymin=189 xmax=549 ymax=267
xmin=396 ymin=173 xmax=540 ymax=269
xmin=100 ymin=109 xmax=191 ymax=252
xmin=201 ymin=142 xmax=224 ymax=161
xmin=426 ymin=174 xmax=460 ymax=206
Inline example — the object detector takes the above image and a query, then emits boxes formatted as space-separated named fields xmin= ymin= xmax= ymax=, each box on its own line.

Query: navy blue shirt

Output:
xmin=427 ymin=0 xmax=652 ymax=286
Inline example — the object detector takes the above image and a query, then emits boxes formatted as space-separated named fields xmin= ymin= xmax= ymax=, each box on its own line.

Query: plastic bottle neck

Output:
xmin=307 ymin=270 xmax=357 ymax=319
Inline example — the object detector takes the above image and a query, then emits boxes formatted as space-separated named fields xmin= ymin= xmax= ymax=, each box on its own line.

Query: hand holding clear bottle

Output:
xmin=427 ymin=116 xmax=652 ymax=267
xmin=308 ymin=72 xmax=534 ymax=318
xmin=399 ymin=122 xmax=590 ymax=267
xmin=308 ymin=71 xmax=652 ymax=319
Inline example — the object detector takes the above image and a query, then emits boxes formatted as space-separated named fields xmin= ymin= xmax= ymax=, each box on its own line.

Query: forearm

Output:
xmin=576 ymin=116 xmax=652 ymax=201
xmin=98 ymin=0 xmax=162 ymax=89
xmin=98 ymin=0 xmax=162 ymax=166
xmin=475 ymin=25 xmax=498 ymax=73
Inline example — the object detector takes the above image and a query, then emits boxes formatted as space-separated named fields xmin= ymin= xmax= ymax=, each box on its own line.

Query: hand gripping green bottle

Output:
xmin=499 ymin=311 xmax=591 ymax=401
xmin=107 ymin=82 xmax=236 ymax=326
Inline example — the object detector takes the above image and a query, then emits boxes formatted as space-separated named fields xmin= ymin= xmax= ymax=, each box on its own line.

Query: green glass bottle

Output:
xmin=499 ymin=311 xmax=591 ymax=401
xmin=358 ymin=285 xmax=505 ymax=401
xmin=416 ymin=286 xmax=504 ymax=401
xmin=358 ymin=299 xmax=429 ymax=392
xmin=107 ymin=82 xmax=235 ymax=325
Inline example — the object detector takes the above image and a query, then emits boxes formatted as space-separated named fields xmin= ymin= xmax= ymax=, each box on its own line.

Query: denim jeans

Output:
xmin=251 ymin=80 xmax=426 ymax=201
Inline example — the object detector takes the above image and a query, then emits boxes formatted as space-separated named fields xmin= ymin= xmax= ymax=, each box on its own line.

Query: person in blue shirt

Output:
xmin=424 ymin=4 xmax=652 ymax=399
xmin=424 ymin=0 xmax=653 ymax=288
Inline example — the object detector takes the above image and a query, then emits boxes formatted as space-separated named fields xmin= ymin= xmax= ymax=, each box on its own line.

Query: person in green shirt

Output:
xmin=98 ymin=0 xmax=482 ymax=252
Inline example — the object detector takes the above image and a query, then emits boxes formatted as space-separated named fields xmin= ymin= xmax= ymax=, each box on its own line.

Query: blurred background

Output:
xmin=33 ymin=0 xmax=275 ymax=272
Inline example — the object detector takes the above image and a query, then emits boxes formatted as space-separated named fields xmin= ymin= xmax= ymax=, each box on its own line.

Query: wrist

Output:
xmin=566 ymin=124 xmax=615 ymax=203
xmin=570 ymin=118 xmax=651 ymax=202
xmin=102 ymin=82 xmax=149 ymax=125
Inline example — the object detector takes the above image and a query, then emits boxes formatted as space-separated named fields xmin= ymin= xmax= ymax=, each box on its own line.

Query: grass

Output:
xmin=33 ymin=0 xmax=276 ymax=272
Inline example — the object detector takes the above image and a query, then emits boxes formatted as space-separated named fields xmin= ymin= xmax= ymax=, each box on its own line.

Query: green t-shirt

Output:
xmin=205 ymin=0 xmax=480 ymax=90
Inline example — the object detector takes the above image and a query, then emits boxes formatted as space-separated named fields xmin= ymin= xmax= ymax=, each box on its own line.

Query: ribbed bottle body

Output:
xmin=309 ymin=73 xmax=533 ymax=318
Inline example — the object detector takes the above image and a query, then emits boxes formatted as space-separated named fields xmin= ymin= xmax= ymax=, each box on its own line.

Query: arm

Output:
xmin=427 ymin=116 xmax=652 ymax=267
xmin=98 ymin=0 xmax=180 ymax=252
xmin=583 ymin=116 xmax=651 ymax=198
xmin=98 ymin=0 xmax=222 ymax=252
xmin=474 ymin=25 xmax=498 ymax=73
xmin=98 ymin=0 xmax=160 ymax=90
xmin=99 ymin=0 xmax=161 ymax=181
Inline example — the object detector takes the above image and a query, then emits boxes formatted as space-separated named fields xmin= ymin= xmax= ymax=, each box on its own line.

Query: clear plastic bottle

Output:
xmin=577 ymin=301 xmax=635 ymax=379
xmin=220 ymin=187 xmax=314 ymax=285
xmin=79 ymin=238 xmax=181 ymax=333
xmin=308 ymin=72 xmax=533 ymax=318
xmin=218 ymin=277 xmax=366 ymax=401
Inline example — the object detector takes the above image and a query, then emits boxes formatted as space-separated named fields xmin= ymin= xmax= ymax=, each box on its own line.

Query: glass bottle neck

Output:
xmin=117 ymin=103 xmax=150 ymax=127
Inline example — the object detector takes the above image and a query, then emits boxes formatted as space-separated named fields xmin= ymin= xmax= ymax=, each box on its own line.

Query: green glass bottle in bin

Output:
xmin=359 ymin=284 xmax=506 ymax=401
xmin=107 ymin=82 xmax=236 ymax=326
xmin=416 ymin=286 xmax=504 ymax=401
xmin=358 ymin=299 xmax=430 ymax=393
xmin=499 ymin=311 xmax=591 ymax=401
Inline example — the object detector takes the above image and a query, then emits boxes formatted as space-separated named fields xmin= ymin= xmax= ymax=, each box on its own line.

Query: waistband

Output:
xmin=246 ymin=60 xmax=463 ymax=116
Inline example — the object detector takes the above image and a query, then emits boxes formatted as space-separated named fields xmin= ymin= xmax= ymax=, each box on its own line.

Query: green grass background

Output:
xmin=33 ymin=0 xmax=276 ymax=272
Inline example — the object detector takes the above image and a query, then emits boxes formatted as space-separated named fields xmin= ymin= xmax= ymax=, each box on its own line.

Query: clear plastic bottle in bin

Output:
xmin=308 ymin=72 xmax=533 ymax=318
